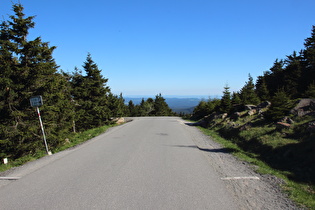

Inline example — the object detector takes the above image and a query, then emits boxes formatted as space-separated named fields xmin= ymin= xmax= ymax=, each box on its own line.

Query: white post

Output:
xmin=36 ymin=107 xmax=50 ymax=155
xmin=3 ymin=158 xmax=8 ymax=165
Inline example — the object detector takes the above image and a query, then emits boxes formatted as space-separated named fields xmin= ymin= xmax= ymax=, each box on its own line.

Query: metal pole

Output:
xmin=36 ymin=107 xmax=50 ymax=155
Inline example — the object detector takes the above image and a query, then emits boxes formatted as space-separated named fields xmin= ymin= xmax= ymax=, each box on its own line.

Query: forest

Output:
xmin=189 ymin=24 xmax=315 ymax=207
xmin=0 ymin=4 xmax=173 ymax=161
xmin=192 ymin=23 xmax=315 ymax=121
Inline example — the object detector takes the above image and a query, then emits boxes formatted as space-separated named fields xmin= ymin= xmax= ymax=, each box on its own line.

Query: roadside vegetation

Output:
xmin=197 ymin=127 xmax=315 ymax=209
xmin=188 ymin=26 xmax=315 ymax=208
xmin=0 ymin=124 xmax=114 ymax=173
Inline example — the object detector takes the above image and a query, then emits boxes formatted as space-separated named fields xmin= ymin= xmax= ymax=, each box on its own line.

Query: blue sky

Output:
xmin=1 ymin=0 xmax=315 ymax=97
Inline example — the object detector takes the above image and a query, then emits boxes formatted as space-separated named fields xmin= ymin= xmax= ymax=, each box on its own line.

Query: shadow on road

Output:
xmin=185 ymin=122 xmax=199 ymax=126
xmin=169 ymin=145 xmax=236 ymax=154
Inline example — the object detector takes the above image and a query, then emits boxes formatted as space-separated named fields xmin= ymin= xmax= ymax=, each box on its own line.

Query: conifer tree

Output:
xmin=153 ymin=94 xmax=172 ymax=116
xmin=304 ymin=82 xmax=315 ymax=98
xmin=264 ymin=59 xmax=285 ymax=96
xmin=191 ymin=98 xmax=220 ymax=120
xmin=240 ymin=74 xmax=260 ymax=105
xmin=283 ymin=51 xmax=303 ymax=98
xmin=191 ymin=100 xmax=208 ymax=120
xmin=0 ymin=4 xmax=74 ymax=158
xmin=255 ymin=76 xmax=270 ymax=101
xmin=137 ymin=98 xmax=154 ymax=116
xmin=220 ymin=84 xmax=232 ymax=113
xmin=302 ymin=25 xmax=315 ymax=92
xmin=127 ymin=100 xmax=136 ymax=117
xmin=71 ymin=54 xmax=111 ymax=130
xmin=137 ymin=98 xmax=146 ymax=116
xmin=265 ymin=89 xmax=293 ymax=121
xmin=108 ymin=93 xmax=126 ymax=118
xmin=231 ymin=92 xmax=242 ymax=105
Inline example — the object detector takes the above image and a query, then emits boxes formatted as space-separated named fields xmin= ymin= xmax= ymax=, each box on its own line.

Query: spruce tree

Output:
xmin=304 ymin=82 xmax=315 ymax=98
xmin=283 ymin=51 xmax=303 ymax=98
xmin=0 ymin=4 xmax=74 ymax=158
xmin=138 ymin=98 xmax=154 ymax=116
xmin=255 ymin=76 xmax=270 ymax=101
xmin=240 ymin=74 xmax=260 ymax=105
xmin=108 ymin=93 xmax=126 ymax=118
xmin=231 ymin=92 xmax=242 ymax=105
xmin=302 ymin=25 xmax=315 ymax=92
xmin=128 ymin=100 xmax=136 ymax=117
xmin=153 ymin=94 xmax=172 ymax=116
xmin=264 ymin=59 xmax=285 ymax=96
xmin=71 ymin=54 xmax=111 ymax=130
xmin=192 ymin=100 xmax=208 ymax=120
xmin=220 ymin=84 xmax=232 ymax=113
xmin=265 ymin=89 xmax=293 ymax=121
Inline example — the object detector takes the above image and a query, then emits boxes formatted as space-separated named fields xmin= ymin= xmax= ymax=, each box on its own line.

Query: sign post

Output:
xmin=30 ymin=96 xmax=51 ymax=155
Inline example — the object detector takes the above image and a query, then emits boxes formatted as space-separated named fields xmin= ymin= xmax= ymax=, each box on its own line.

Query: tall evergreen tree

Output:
xmin=137 ymin=98 xmax=154 ymax=116
xmin=0 ymin=4 xmax=74 ymax=159
xmin=153 ymin=94 xmax=172 ymax=116
xmin=304 ymin=82 xmax=315 ymax=98
xmin=302 ymin=25 xmax=315 ymax=92
xmin=264 ymin=59 xmax=285 ymax=96
xmin=220 ymin=84 xmax=232 ymax=113
xmin=255 ymin=75 xmax=270 ymax=101
xmin=231 ymin=92 xmax=242 ymax=105
xmin=71 ymin=54 xmax=111 ymax=130
xmin=240 ymin=74 xmax=260 ymax=105
xmin=283 ymin=51 xmax=303 ymax=98
xmin=127 ymin=100 xmax=136 ymax=117
xmin=108 ymin=93 xmax=127 ymax=118
xmin=265 ymin=89 xmax=293 ymax=121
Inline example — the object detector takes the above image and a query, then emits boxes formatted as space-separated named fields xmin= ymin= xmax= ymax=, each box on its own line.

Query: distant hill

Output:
xmin=124 ymin=97 xmax=202 ymax=114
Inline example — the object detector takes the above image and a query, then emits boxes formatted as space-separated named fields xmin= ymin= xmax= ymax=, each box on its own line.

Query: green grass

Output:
xmin=0 ymin=124 xmax=115 ymax=173
xmin=53 ymin=124 xmax=113 ymax=153
xmin=198 ymin=126 xmax=315 ymax=209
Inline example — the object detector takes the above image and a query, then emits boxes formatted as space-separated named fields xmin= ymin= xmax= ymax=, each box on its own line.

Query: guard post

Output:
xmin=30 ymin=96 xmax=51 ymax=155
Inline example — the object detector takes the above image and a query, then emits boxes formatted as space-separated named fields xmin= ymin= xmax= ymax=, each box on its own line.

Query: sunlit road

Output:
xmin=0 ymin=117 xmax=237 ymax=209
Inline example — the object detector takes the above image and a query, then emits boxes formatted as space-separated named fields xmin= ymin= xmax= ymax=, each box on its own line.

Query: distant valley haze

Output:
xmin=124 ymin=95 xmax=218 ymax=114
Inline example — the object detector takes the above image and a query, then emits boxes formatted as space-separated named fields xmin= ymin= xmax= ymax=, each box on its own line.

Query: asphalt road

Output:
xmin=0 ymin=117 xmax=238 ymax=209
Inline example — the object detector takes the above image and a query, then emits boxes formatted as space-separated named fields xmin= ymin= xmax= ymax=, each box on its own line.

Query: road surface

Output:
xmin=0 ymin=117 xmax=296 ymax=209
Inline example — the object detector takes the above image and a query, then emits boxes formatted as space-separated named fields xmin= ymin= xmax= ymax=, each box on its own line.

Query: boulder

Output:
xmin=112 ymin=117 xmax=125 ymax=124
xmin=290 ymin=98 xmax=315 ymax=117
xmin=116 ymin=117 xmax=125 ymax=124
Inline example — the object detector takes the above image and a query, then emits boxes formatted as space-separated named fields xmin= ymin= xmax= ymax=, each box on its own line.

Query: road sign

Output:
xmin=30 ymin=95 xmax=43 ymax=107
xmin=30 ymin=95 xmax=51 ymax=155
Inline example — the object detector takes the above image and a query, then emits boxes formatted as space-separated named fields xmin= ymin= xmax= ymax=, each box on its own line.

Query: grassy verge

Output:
xmin=198 ymin=126 xmax=315 ymax=209
xmin=53 ymin=124 xmax=113 ymax=153
xmin=0 ymin=124 xmax=114 ymax=173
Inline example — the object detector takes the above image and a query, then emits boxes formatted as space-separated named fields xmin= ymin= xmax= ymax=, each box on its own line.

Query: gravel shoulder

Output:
xmin=179 ymin=119 xmax=302 ymax=210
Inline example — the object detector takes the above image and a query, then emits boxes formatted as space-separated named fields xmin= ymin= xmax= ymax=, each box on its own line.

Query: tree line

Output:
xmin=0 ymin=4 xmax=173 ymax=160
xmin=127 ymin=94 xmax=174 ymax=117
xmin=192 ymin=25 xmax=315 ymax=121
